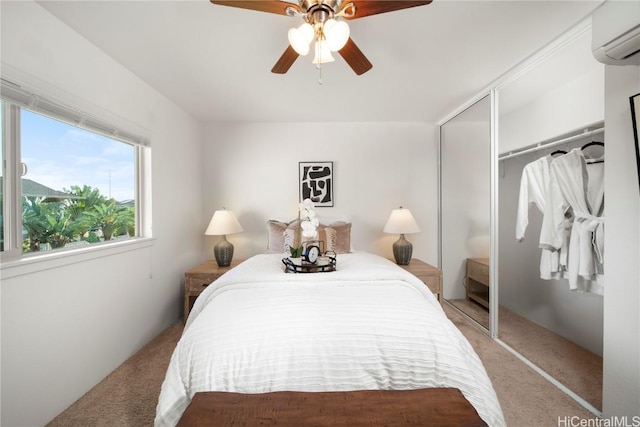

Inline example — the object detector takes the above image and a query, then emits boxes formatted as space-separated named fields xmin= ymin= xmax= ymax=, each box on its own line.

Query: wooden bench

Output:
xmin=177 ymin=388 xmax=487 ymax=426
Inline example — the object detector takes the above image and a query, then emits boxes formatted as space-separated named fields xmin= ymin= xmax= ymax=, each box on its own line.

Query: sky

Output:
xmin=20 ymin=110 xmax=135 ymax=202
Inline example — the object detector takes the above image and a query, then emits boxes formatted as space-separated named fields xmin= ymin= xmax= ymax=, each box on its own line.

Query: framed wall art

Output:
xmin=299 ymin=161 xmax=333 ymax=207
xmin=630 ymin=92 xmax=640 ymax=192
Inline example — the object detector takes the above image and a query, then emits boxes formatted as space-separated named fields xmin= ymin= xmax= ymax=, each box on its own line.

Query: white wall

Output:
xmin=202 ymin=122 xmax=439 ymax=266
xmin=602 ymin=64 xmax=640 ymax=418
xmin=0 ymin=2 xmax=204 ymax=425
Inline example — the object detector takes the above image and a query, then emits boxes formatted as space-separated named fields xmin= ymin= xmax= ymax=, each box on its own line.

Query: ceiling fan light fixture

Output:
xmin=312 ymin=39 xmax=335 ymax=64
xmin=323 ymin=19 xmax=350 ymax=51
xmin=288 ymin=23 xmax=314 ymax=55
xmin=210 ymin=0 xmax=433 ymax=76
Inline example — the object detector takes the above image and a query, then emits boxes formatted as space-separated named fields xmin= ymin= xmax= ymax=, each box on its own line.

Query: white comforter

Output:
xmin=155 ymin=253 xmax=505 ymax=426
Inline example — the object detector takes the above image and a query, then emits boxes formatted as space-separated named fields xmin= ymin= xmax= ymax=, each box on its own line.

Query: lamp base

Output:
xmin=214 ymin=235 xmax=234 ymax=267
xmin=392 ymin=234 xmax=413 ymax=265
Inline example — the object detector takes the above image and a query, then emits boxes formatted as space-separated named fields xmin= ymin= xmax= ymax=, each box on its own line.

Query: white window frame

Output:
xmin=0 ymin=78 xmax=152 ymax=276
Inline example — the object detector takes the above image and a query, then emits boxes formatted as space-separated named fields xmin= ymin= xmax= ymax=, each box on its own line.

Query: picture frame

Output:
xmin=630 ymin=92 xmax=640 ymax=192
xmin=299 ymin=161 xmax=333 ymax=207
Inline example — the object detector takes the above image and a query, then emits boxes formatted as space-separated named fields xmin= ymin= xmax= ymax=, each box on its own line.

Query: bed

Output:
xmin=155 ymin=252 xmax=505 ymax=426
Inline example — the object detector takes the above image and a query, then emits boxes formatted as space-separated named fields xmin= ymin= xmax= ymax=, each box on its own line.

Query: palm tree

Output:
xmin=64 ymin=185 xmax=108 ymax=238
xmin=42 ymin=210 xmax=77 ymax=248
xmin=22 ymin=196 xmax=48 ymax=252
xmin=86 ymin=201 xmax=119 ymax=241
xmin=21 ymin=185 xmax=131 ymax=251
xmin=115 ymin=206 xmax=135 ymax=237
xmin=23 ymin=197 xmax=79 ymax=250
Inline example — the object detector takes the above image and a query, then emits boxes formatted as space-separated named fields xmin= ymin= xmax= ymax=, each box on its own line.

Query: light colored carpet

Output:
xmin=47 ymin=306 xmax=596 ymax=426
xmin=46 ymin=323 xmax=182 ymax=427
xmin=448 ymin=298 xmax=602 ymax=410
xmin=497 ymin=306 xmax=602 ymax=410
xmin=443 ymin=305 xmax=595 ymax=426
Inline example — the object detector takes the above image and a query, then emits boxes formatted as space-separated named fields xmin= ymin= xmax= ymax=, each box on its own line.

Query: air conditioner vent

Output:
xmin=592 ymin=1 xmax=640 ymax=65
xmin=605 ymin=28 xmax=640 ymax=60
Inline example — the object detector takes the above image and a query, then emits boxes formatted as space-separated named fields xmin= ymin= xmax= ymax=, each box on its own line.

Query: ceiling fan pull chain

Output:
xmin=315 ymin=41 xmax=323 ymax=85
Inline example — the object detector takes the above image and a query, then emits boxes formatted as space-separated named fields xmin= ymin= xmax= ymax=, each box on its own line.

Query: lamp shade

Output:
xmin=383 ymin=207 xmax=420 ymax=234
xmin=205 ymin=209 xmax=243 ymax=236
xmin=384 ymin=207 xmax=420 ymax=265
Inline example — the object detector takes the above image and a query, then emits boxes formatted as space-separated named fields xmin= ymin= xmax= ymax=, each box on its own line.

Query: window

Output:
xmin=1 ymin=79 xmax=149 ymax=260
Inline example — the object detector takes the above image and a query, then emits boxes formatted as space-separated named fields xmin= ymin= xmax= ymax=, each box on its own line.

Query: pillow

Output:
xmin=268 ymin=219 xmax=352 ymax=255
xmin=266 ymin=219 xmax=297 ymax=254
xmin=326 ymin=221 xmax=351 ymax=254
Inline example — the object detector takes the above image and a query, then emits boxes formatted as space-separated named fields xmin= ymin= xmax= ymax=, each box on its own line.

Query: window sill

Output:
xmin=0 ymin=237 xmax=155 ymax=280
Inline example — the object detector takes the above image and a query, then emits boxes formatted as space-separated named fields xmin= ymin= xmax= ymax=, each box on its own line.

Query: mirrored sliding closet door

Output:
xmin=440 ymin=95 xmax=491 ymax=330
xmin=496 ymin=27 xmax=604 ymax=412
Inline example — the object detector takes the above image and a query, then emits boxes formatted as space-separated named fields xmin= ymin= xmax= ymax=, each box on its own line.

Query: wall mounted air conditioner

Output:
xmin=592 ymin=0 xmax=640 ymax=65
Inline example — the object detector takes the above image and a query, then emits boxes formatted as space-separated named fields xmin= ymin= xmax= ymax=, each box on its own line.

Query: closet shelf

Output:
xmin=499 ymin=124 xmax=604 ymax=161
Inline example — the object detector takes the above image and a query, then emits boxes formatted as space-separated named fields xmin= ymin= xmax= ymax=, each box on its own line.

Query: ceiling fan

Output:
xmin=209 ymin=0 xmax=433 ymax=75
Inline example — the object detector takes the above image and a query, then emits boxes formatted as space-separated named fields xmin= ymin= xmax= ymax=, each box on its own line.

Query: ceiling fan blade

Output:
xmin=271 ymin=45 xmax=299 ymax=74
xmin=209 ymin=0 xmax=300 ymax=16
xmin=338 ymin=38 xmax=373 ymax=75
xmin=341 ymin=0 xmax=432 ymax=19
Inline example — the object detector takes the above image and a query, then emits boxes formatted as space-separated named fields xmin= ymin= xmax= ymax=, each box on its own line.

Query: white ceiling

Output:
xmin=36 ymin=0 xmax=603 ymax=123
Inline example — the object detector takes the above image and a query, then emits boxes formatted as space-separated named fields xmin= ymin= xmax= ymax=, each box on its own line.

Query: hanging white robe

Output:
xmin=515 ymin=155 xmax=568 ymax=280
xmin=539 ymin=148 xmax=604 ymax=294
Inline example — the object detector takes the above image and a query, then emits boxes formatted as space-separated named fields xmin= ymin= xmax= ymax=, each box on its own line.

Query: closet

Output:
xmin=498 ymin=128 xmax=604 ymax=410
xmin=498 ymin=27 xmax=604 ymax=412
xmin=440 ymin=22 xmax=605 ymax=414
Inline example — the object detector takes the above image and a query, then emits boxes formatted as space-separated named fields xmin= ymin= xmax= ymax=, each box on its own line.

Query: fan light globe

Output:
xmin=312 ymin=40 xmax=335 ymax=64
xmin=324 ymin=19 xmax=350 ymax=51
xmin=288 ymin=23 xmax=314 ymax=56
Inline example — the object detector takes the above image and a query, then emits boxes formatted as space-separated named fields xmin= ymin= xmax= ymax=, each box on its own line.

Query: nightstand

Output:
xmin=396 ymin=258 xmax=443 ymax=303
xmin=184 ymin=260 xmax=242 ymax=322
xmin=465 ymin=258 xmax=489 ymax=309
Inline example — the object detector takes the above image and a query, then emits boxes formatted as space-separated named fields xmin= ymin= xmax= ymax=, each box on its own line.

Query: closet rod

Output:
xmin=498 ymin=127 xmax=604 ymax=161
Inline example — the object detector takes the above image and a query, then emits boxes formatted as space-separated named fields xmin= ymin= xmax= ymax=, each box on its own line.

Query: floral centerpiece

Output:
xmin=290 ymin=198 xmax=319 ymax=258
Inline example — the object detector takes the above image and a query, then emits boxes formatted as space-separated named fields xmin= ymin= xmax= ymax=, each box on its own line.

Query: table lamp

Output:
xmin=383 ymin=206 xmax=420 ymax=265
xmin=205 ymin=208 xmax=243 ymax=267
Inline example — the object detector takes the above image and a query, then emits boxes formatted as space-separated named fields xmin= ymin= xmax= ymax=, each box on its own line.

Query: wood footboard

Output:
xmin=177 ymin=388 xmax=487 ymax=426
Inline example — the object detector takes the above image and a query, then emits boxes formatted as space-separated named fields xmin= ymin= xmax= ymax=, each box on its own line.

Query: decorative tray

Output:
xmin=282 ymin=253 xmax=336 ymax=273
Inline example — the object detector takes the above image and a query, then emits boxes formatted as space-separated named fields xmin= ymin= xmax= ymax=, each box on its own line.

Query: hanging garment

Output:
xmin=515 ymin=155 xmax=568 ymax=280
xmin=540 ymin=148 xmax=604 ymax=294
